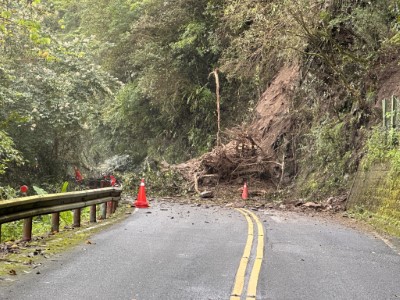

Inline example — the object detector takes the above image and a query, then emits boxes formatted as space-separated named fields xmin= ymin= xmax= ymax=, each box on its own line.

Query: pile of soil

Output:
xmin=174 ymin=64 xmax=300 ymax=191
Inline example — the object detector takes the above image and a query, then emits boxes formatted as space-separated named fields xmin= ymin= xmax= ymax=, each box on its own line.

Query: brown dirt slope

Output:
xmin=175 ymin=64 xmax=300 ymax=189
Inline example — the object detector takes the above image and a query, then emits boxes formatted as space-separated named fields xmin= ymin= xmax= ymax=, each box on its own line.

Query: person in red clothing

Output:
xmin=109 ymin=174 xmax=117 ymax=186
xmin=74 ymin=166 xmax=83 ymax=184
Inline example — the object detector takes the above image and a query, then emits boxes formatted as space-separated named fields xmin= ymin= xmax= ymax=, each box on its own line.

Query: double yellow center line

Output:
xmin=230 ymin=208 xmax=265 ymax=300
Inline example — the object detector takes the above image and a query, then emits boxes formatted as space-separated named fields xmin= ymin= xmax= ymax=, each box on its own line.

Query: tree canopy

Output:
xmin=2 ymin=0 xmax=400 ymax=198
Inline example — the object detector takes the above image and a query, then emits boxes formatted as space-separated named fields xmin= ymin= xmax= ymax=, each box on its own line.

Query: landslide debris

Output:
xmin=174 ymin=65 xmax=300 ymax=192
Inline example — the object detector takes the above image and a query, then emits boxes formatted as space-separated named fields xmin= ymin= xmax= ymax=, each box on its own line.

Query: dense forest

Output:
xmin=2 ymin=0 xmax=400 ymax=209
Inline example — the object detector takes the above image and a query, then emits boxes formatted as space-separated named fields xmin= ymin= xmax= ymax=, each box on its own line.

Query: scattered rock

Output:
xmin=32 ymin=263 xmax=41 ymax=269
xmin=200 ymin=191 xmax=214 ymax=199
xmin=233 ymin=201 xmax=246 ymax=208
xmin=323 ymin=194 xmax=347 ymax=212
xmin=23 ymin=260 xmax=33 ymax=266
xmin=249 ymin=190 xmax=268 ymax=197
xmin=303 ymin=202 xmax=323 ymax=209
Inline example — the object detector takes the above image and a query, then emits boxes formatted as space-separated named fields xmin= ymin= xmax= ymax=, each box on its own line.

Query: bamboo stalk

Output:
xmin=210 ymin=68 xmax=221 ymax=146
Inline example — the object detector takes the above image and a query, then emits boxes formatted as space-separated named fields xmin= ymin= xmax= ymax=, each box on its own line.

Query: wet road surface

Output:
xmin=0 ymin=201 xmax=399 ymax=300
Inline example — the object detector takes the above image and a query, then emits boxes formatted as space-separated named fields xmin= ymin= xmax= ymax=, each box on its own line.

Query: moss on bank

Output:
xmin=347 ymin=128 xmax=400 ymax=237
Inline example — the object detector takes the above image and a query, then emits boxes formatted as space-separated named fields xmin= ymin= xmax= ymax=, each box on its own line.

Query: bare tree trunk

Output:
xmin=210 ymin=68 xmax=221 ymax=146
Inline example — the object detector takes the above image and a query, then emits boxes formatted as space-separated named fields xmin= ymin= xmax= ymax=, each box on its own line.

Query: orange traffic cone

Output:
xmin=134 ymin=179 xmax=149 ymax=208
xmin=241 ymin=181 xmax=248 ymax=200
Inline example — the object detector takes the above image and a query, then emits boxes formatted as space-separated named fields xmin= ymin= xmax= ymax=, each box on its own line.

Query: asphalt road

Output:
xmin=261 ymin=211 xmax=400 ymax=300
xmin=0 ymin=201 xmax=399 ymax=300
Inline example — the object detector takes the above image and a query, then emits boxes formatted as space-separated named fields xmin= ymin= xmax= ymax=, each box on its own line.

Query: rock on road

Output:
xmin=0 ymin=201 xmax=399 ymax=300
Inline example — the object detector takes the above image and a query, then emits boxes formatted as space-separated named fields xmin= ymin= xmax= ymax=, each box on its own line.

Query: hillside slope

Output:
xmin=176 ymin=55 xmax=400 ymax=199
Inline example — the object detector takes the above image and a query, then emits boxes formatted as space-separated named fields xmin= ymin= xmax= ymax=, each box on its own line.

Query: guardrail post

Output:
xmin=112 ymin=201 xmax=117 ymax=214
xmin=101 ymin=203 xmax=107 ymax=219
xmin=101 ymin=180 xmax=113 ymax=217
xmin=22 ymin=217 xmax=33 ymax=241
xmin=51 ymin=213 xmax=60 ymax=232
xmin=107 ymin=202 xmax=113 ymax=216
xmin=0 ymin=224 xmax=2 ymax=243
xmin=21 ymin=186 xmax=32 ymax=242
xmin=73 ymin=208 xmax=81 ymax=227
xmin=90 ymin=205 xmax=96 ymax=223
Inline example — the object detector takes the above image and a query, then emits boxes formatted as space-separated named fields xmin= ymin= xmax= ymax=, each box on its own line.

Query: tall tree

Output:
xmin=0 ymin=0 xmax=120 ymax=190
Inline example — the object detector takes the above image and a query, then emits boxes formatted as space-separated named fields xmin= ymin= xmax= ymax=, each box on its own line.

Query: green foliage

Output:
xmin=282 ymin=1 xmax=394 ymax=119
xmin=103 ymin=83 xmax=159 ymax=163
xmin=1 ymin=0 xmax=400 ymax=202
xmin=0 ymin=0 xmax=48 ymax=49
xmin=81 ymin=0 xmax=222 ymax=162
xmin=0 ymin=208 xmax=96 ymax=242
xmin=1 ymin=220 xmax=24 ymax=241
xmin=350 ymin=206 xmax=400 ymax=237
xmin=0 ymin=185 xmax=17 ymax=200
xmin=0 ymin=217 xmax=53 ymax=242
xmin=55 ymin=0 xmax=269 ymax=164
xmin=363 ymin=127 xmax=400 ymax=176
xmin=61 ymin=181 xmax=69 ymax=193
xmin=0 ymin=131 xmax=24 ymax=175
xmin=345 ymin=125 xmax=400 ymax=237
xmin=279 ymin=1 xmax=400 ymax=201
xmin=60 ymin=211 xmax=73 ymax=226
xmin=33 ymin=185 xmax=48 ymax=195
xmin=143 ymin=168 xmax=191 ymax=196
xmin=362 ymin=128 xmax=392 ymax=168
xmin=122 ymin=158 xmax=191 ymax=196
xmin=0 ymin=0 xmax=121 ymax=188
xmin=171 ymin=22 xmax=207 ymax=54
xmin=298 ymin=120 xmax=353 ymax=198
xmin=348 ymin=155 xmax=400 ymax=237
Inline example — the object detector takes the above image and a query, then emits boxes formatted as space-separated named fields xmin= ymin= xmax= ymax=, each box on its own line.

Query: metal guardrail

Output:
xmin=0 ymin=187 xmax=123 ymax=242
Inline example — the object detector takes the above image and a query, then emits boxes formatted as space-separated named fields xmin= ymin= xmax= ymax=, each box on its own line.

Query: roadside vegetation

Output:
xmin=0 ymin=205 xmax=132 ymax=277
